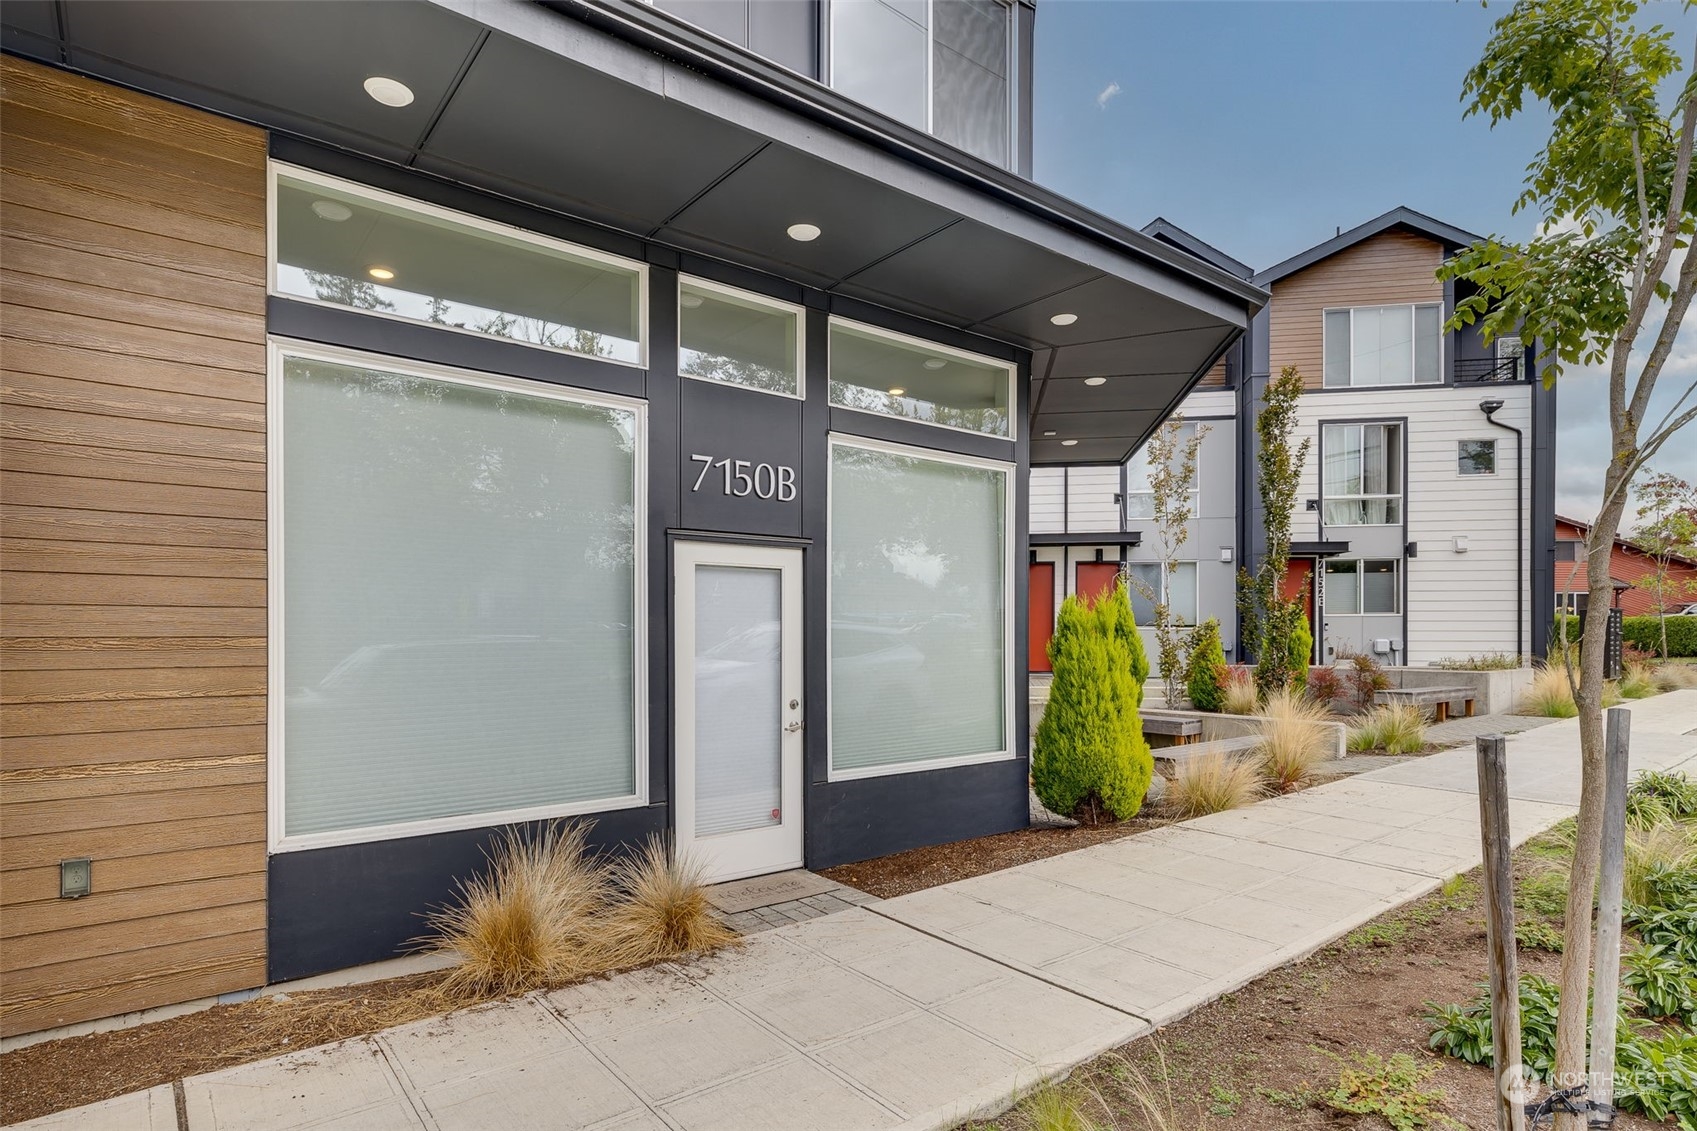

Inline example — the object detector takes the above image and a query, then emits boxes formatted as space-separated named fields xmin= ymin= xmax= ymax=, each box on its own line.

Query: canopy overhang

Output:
xmin=1 ymin=0 xmax=1266 ymax=464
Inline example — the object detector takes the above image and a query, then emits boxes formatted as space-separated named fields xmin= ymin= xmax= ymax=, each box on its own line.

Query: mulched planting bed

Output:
xmin=966 ymin=848 xmax=1669 ymax=1130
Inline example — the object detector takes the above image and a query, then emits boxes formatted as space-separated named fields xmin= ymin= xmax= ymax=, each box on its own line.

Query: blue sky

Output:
xmin=1031 ymin=0 xmax=1697 ymax=521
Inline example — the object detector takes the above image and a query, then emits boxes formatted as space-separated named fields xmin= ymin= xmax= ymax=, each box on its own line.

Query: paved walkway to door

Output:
xmin=25 ymin=693 xmax=1697 ymax=1131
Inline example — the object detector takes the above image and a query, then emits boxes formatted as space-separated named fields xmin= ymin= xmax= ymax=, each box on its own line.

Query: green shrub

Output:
xmin=1314 ymin=1051 xmax=1462 ymax=1131
xmin=1288 ymin=616 xmax=1313 ymax=695
xmin=1622 ymin=942 xmax=1697 ymax=1023
xmin=1185 ymin=618 xmax=1228 ymax=712
xmin=1631 ymin=770 xmax=1697 ymax=820
xmin=1433 ymin=652 xmax=1522 ymax=670
xmin=1623 ymin=614 xmax=1697 ymax=657
xmin=1032 ymin=582 xmax=1153 ymax=821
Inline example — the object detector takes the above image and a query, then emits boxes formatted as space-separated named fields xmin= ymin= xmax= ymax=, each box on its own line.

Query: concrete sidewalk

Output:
xmin=25 ymin=692 xmax=1697 ymax=1131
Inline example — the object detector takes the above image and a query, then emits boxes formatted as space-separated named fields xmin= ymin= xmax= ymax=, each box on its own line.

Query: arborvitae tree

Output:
xmin=1186 ymin=618 xmax=1228 ymax=712
xmin=1032 ymin=581 xmax=1152 ymax=822
xmin=1287 ymin=614 xmax=1313 ymax=695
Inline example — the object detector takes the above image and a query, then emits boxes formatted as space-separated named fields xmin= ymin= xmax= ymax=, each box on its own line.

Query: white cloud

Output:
xmin=1096 ymin=81 xmax=1122 ymax=110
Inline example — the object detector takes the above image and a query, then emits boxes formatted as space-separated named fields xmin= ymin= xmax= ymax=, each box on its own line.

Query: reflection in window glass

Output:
xmin=274 ymin=171 xmax=644 ymax=364
xmin=933 ymin=1 xmax=1010 ymax=165
xmin=1458 ymin=439 xmax=1497 ymax=475
xmin=1323 ymin=422 xmax=1402 ymax=525
xmin=830 ymin=0 xmax=928 ymax=129
xmin=1124 ymin=424 xmax=1200 ymax=520
xmin=1324 ymin=560 xmax=1360 ymax=615
xmin=679 ymin=279 xmax=802 ymax=397
xmin=830 ymin=441 xmax=1007 ymax=773
xmin=281 ymin=353 xmax=640 ymax=839
xmin=1325 ymin=559 xmax=1398 ymax=615
xmin=1362 ymin=560 xmax=1399 ymax=614
xmin=829 ymin=320 xmax=1012 ymax=437
xmin=1126 ymin=561 xmax=1196 ymax=625
xmin=1323 ymin=304 xmax=1443 ymax=387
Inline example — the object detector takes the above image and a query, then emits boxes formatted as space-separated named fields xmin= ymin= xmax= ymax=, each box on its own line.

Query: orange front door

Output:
xmin=1028 ymin=562 xmax=1055 ymax=672
xmin=1076 ymin=561 xmax=1122 ymax=608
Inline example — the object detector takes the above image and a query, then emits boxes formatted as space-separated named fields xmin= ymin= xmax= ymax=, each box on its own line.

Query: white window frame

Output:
xmin=677 ymin=274 xmax=807 ymax=401
xmin=1123 ymin=423 xmax=1202 ymax=522
xmin=825 ymin=0 xmax=1017 ymax=169
xmin=1322 ymin=303 xmax=1444 ymax=388
xmin=1323 ymin=558 xmax=1401 ymax=616
xmin=1321 ymin=421 xmax=1404 ymax=527
xmin=827 ymin=315 xmax=1019 ymax=441
xmin=266 ymin=338 xmax=650 ymax=853
xmin=1457 ymin=438 xmax=1498 ymax=477
xmin=825 ymin=432 xmax=1016 ymax=782
xmin=267 ymin=161 xmax=650 ymax=370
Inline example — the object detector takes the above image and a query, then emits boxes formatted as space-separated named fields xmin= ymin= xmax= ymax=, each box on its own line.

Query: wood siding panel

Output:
xmin=1196 ymin=356 xmax=1228 ymax=388
xmin=1268 ymin=231 xmax=1444 ymax=389
xmin=0 ymin=55 xmax=269 ymax=1038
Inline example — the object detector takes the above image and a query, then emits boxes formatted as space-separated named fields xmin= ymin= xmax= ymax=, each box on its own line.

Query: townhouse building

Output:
xmin=1031 ymin=209 xmax=1558 ymax=672
xmin=0 ymin=0 xmax=1265 ymax=1037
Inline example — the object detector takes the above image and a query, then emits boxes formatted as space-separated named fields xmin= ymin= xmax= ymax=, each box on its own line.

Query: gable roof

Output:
xmin=1253 ymin=206 xmax=1483 ymax=288
xmin=1141 ymin=218 xmax=1255 ymax=280
xmin=1557 ymin=514 xmax=1697 ymax=569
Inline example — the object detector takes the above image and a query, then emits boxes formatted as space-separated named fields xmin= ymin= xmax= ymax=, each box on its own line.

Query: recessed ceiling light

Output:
xmin=1084 ymin=377 xmax=1107 ymax=387
xmin=1042 ymin=430 xmax=1057 ymax=437
xmin=786 ymin=223 xmax=821 ymax=242
xmin=923 ymin=357 xmax=946 ymax=370
xmin=311 ymin=200 xmax=352 ymax=222
xmin=1050 ymin=312 xmax=1078 ymax=327
xmin=367 ymin=266 xmax=395 ymax=281
xmin=1061 ymin=439 xmax=1079 ymax=446
xmin=363 ymin=76 xmax=415 ymax=108
xmin=679 ymin=293 xmax=704 ymax=309
xmin=888 ymin=387 xmax=906 ymax=396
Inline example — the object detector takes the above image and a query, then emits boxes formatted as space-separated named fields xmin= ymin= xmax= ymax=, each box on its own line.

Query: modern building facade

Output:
xmin=1032 ymin=209 xmax=1558 ymax=671
xmin=1555 ymin=515 xmax=1697 ymax=617
xmin=0 ymin=0 xmax=1265 ymax=1036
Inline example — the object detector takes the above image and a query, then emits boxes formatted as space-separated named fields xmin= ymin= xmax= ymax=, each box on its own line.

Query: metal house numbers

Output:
xmin=689 ymin=453 xmax=797 ymax=502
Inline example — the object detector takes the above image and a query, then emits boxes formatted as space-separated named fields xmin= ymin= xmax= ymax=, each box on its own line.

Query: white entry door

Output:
xmin=674 ymin=541 xmax=804 ymax=883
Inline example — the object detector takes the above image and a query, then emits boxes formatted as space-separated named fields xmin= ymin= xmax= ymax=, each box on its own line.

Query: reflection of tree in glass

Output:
xmin=682 ymin=351 xmax=794 ymax=394
xmin=307 ymin=270 xmax=394 ymax=312
xmin=474 ymin=313 xmax=610 ymax=357
xmin=828 ymin=381 xmax=1007 ymax=437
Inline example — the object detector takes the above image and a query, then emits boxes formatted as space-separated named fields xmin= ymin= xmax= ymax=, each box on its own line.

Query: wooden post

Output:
xmin=1478 ymin=734 xmax=1528 ymax=1131
xmin=1588 ymin=707 xmax=1632 ymax=1125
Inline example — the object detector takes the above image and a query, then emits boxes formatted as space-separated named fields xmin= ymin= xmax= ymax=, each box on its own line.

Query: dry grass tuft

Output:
xmin=1618 ymin=662 xmax=1660 ymax=699
xmin=1168 ymin=752 xmax=1263 ymax=818
xmin=600 ymin=836 xmax=738 ymax=966
xmin=419 ymin=821 xmax=610 ymax=1004
xmin=1257 ymin=689 xmax=1334 ymax=791
xmin=1346 ymin=704 xmax=1427 ymax=755
xmin=1624 ymin=821 xmax=1697 ymax=907
xmin=1518 ymin=665 xmax=1578 ymax=718
xmin=1221 ymin=670 xmax=1259 ymax=716
xmin=1653 ymin=663 xmax=1697 ymax=691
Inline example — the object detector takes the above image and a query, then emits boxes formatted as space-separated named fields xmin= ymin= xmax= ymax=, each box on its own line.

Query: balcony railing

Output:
xmin=1455 ymin=356 xmax=1527 ymax=383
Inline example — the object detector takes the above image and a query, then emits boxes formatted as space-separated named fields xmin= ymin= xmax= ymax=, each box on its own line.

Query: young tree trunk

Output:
xmin=1551 ymin=455 xmax=1634 ymax=1130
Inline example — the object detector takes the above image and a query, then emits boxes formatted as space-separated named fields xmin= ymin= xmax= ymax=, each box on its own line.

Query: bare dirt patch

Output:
xmin=967 ymin=856 xmax=1668 ymax=1130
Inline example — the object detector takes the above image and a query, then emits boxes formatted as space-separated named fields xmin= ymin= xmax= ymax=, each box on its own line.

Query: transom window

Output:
xmin=1458 ymin=439 xmax=1497 ymax=476
xmin=679 ymin=277 xmax=804 ymax=398
xmin=271 ymin=164 xmax=646 ymax=366
xmin=830 ymin=0 xmax=1014 ymax=167
xmin=828 ymin=318 xmax=1015 ymax=438
xmin=1323 ymin=422 xmax=1402 ymax=525
xmin=1325 ymin=559 xmax=1399 ymax=615
xmin=1323 ymin=304 xmax=1442 ymax=388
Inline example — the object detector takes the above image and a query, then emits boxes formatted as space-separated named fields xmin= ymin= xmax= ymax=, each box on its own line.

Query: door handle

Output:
xmin=784 ymin=720 xmax=804 ymax=733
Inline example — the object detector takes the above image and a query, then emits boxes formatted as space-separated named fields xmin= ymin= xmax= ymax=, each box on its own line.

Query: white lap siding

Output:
xmin=1293 ymin=383 xmax=1532 ymax=665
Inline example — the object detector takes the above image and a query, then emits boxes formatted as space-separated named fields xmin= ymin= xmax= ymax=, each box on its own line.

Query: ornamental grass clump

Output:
xmin=1222 ymin=668 xmax=1260 ymax=716
xmin=1258 ymin=689 xmax=1333 ymax=791
xmin=1347 ymin=704 xmax=1427 ymax=755
xmin=421 ymin=821 xmax=610 ymax=1004
xmin=599 ymin=835 xmax=737 ymax=966
xmin=1518 ymin=665 xmax=1578 ymax=718
xmin=1031 ymin=581 xmax=1154 ymax=822
xmin=1619 ymin=661 xmax=1661 ymax=699
xmin=1654 ymin=663 xmax=1697 ymax=691
xmin=1185 ymin=618 xmax=1228 ymax=712
xmin=1167 ymin=751 xmax=1263 ymax=818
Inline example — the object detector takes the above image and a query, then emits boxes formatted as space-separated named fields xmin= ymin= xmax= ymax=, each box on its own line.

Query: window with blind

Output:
xmin=1323 ymin=422 xmax=1403 ymax=525
xmin=1323 ymin=304 xmax=1442 ymax=387
xmin=276 ymin=348 xmax=644 ymax=845
xmin=829 ymin=437 xmax=1010 ymax=776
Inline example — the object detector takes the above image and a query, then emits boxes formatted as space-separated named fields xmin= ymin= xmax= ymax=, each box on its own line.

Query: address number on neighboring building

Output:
xmin=689 ymin=454 xmax=797 ymax=501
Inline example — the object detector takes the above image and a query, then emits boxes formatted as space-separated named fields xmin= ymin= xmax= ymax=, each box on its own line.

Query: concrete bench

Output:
xmin=1151 ymin=734 xmax=1264 ymax=776
xmin=1373 ymin=686 xmax=1476 ymax=722
xmin=1142 ymin=715 xmax=1203 ymax=745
